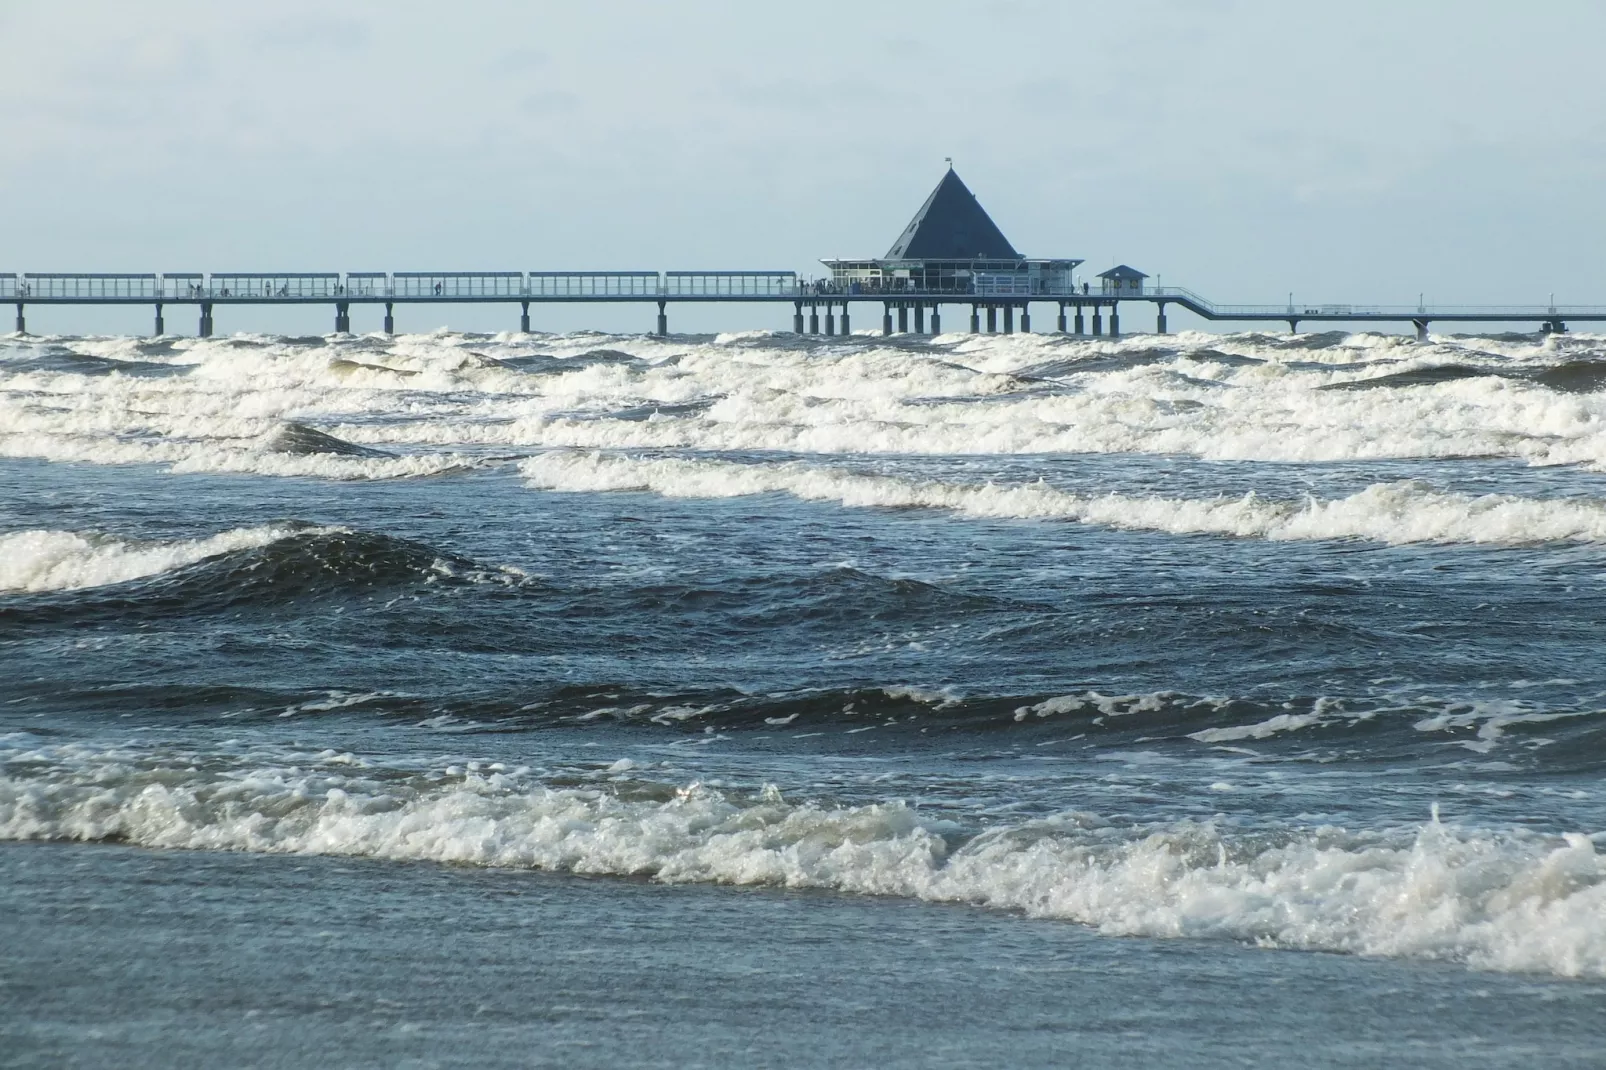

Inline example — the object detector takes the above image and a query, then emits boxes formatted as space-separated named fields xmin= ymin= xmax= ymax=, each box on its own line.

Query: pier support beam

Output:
xmin=521 ymin=301 xmax=531 ymax=334
xmin=897 ymin=304 xmax=908 ymax=334
xmin=199 ymin=302 xmax=214 ymax=338
xmin=656 ymin=300 xmax=667 ymax=337
xmin=14 ymin=304 xmax=23 ymax=335
xmin=1003 ymin=305 xmax=1014 ymax=334
xmin=986 ymin=306 xmax=996 ymax=333
xmin=384 ymin=302 xmax=395 ymax=336
xmin=334 ymin=301 xmax=350 ymax=334
xmin=1109 ymin=305 xmax=1120 ymax=339
xmin=1541 ymin=319 xmax=1567 ymax=336
xmin=809 ymin=305 xmax=819 ymax=334
xmin=883 ymin=303 xmax=893 ymax=337
xmin=1074 ymin=304 xmax=1084 ymax=335
xmin=1019 ymin=305 xmax=1030 ymax=333
xmin=1057 ymin=303 xmax=1067 ymax=333
xmin=914 ymin=303 xmax=925 ymax=334
xmin=970 ymin=305 xmax=980 ymax=333
xmin=1413 ymin=318 xmax=1430 ymax=342
xmin=795 ymin=302 xmax=805 ymax=335
xmin=840 ymin=306 xmax=850 ymax=335
xmin=153 ymin=304 xmax=164 ymax=337
xmin=1287 ymin=319 xmax=1299 ymax=334
xmin=1156 ymin=302 xmax=1168 ymax=335
xmin=1091 ymin=306 xmax=1102 ymax=336
xmin=825 ymin=307 xmax=835 ymax=336
xmin=930 ymin=306 xmax=940 ymax=334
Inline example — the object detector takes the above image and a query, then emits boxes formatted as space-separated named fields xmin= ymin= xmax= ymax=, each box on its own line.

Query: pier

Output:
xmin=5 ymin=271 xmax=1599 ymax=341
xmin=7 ymin=171 xmax=1598 ymax=341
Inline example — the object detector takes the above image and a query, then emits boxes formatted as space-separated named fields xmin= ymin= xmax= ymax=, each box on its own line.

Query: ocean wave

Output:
xmin=12 ymin=331 xmax=1606 ymax=474
xmin=0 ymin=525 xmax=526 ymax=600
xmin=521 ymin=451 xmax=1606 ymax=546
xmin=0 ymin=525 xmax=326 ymax=593
xmin=2 ymin=744 xmax=1601 ymax=978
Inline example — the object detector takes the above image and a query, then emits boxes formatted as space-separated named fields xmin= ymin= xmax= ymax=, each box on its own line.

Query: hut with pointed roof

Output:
xmin=821 ymin=168 xmax=1081 ymax=298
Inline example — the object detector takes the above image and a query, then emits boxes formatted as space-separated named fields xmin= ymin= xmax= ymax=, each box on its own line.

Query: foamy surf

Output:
xmin=9 ymin=330 xmax=1606 ymax=472
xmin=520 ymin=451 xmax=1606 ymax=546
xmin=1 ymin=744 xmax=1600 ymax=978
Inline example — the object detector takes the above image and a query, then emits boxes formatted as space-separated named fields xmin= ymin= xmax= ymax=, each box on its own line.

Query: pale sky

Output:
xmin=3 ymin=0 xmax=1603 ymax=335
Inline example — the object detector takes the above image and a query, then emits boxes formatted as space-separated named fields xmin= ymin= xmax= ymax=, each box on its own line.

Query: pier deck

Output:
xmin=5 ymin=272 xmax=1601 ymax=339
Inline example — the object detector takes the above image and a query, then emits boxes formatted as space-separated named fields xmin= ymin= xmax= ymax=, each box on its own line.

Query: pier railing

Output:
xmin=665 ymin=271 xmax=797 ymax=296
xmin=392 ymin=272 xmax=524 ymax=299
xmin=529 ymin=272 xmax=660 ymax=297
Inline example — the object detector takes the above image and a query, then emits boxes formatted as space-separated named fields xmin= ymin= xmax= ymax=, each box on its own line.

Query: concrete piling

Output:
xmin=520 ymin=301 xmax=531 ymax=334
xmin=882 ymin=303 xmax=893 ymax=337
xmin=970 ymin=305 xmax=980 ymax=333
xmin=153 ymin=304 xmax=163 ymax=337
xmin=795 ymin=301 xmax=805 ymax=335
xmin=384 ymin=302 xmax=395 ymax=336
xmin=656 ymin=300 xmax=667 ymax=337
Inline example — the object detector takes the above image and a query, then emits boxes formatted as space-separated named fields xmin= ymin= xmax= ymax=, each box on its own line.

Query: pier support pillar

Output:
xmin=986 ymin=306 xmax=996 ymax=333
xmin=1019 ymin=305 xmax=1030 ymax=333
xmin=825 ymin=307 xmax=836 ymax=336
xmin=897 ymin=304 xmax=908 ymax=333
xmin=1156 ymin=302 xmax=1168 ymax=335
xmin=153 ymin=304 xmax=164 ymax=337
xmin=1287 ymin=319 xmax=1299 ymax=334
xmin=883 ymin=303 xmax=893 ymax=337
xmin=1091 ymin=306 xmax=1102 ymax=336
xmin=809 ymin=305 xmax=819 ymax=334
xmin=656 ymin=300 xmax=667 ymax=337
xmin=14 ymin=304 xmax=23 ymax=335
xmin=199 ymin=302 xmax=214 ymax=338
xmin=930 ymin=306 xmax=940 ymax=334
xmin=914 ymin=303 xmax=925 ymax=334
xmin=1413 ymin=318 xmax=1429 ymax=342
xmin=795 ymin=302 xmax=805 ymax=334
xmin=520 ymin=301 xmax=531 ymax=334
xmin=1109 ymin=305 xmax=1120 ymax=339
xmin=1003 ymin=304 xmax=1014 ymax=334
xmin=335 ymin=301 xmax=350 ymax=334
xmin=1074 ymin=304 xmax=1084 ymax=335
xmin=840 ymin=306 xmax=850 ymax=335
xmin=970 ymin=305 xmax=980 ymax=333
xmin=1057 ymin=303 xmax=1067 ymax=333
xmin=384 ymin=302 xmax=395 ymax=336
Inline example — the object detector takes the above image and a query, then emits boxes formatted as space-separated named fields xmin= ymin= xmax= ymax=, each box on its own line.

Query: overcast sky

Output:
xmin=4 ymin=0 xmax=1603 ymax=334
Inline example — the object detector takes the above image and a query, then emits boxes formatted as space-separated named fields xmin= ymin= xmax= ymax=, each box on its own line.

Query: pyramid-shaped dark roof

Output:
xmin=884 ymin=168 xmax=1022 ymax=261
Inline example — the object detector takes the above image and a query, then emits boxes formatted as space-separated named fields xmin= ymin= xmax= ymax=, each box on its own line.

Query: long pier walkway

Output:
xmin=5 ymin=271 xmax=1601 ymax=339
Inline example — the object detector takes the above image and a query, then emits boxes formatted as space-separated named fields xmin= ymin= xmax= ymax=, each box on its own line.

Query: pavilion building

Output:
xmin=808 ymin=167 xmax=1105 ymax=334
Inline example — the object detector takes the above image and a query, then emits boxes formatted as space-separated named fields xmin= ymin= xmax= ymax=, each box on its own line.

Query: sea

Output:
xmin=2 ymin=325 xmax=1604 ymax=1068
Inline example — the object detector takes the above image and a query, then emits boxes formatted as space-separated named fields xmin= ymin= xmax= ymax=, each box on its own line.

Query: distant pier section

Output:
xmin=7 ymin=170 xmax=1599 ymax=340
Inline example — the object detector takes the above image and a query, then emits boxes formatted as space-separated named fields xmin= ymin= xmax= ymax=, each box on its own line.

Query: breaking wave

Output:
xmin=0 ymin=525 xmax=525 ymax=601
xmin=2 ymin=741 xmax=1601 ymax=978
xmin=521 ymin=451 xmax=1606 ymax=546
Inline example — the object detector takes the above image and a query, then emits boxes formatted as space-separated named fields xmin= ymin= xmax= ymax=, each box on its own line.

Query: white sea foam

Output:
xmin=520 ymin=451 xmax=1606 ymax=546
xmin=8 ymin=330 xmax=1606 ymax=474
xmin=0 ymin=525 xmax=334 ymax=593
xmin=2 ymin=745 xmax=1601 ymax=978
